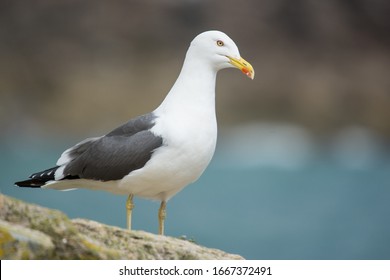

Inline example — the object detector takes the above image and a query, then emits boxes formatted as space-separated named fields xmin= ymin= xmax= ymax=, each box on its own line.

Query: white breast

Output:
xmin=118 ymin=108 xmax=217 ymax=201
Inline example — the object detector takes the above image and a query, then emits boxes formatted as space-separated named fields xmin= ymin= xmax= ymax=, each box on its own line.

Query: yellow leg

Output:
xmin=158 ymin=201 xmax=167 ymax=235
xmin=126 ymin=194 xmax=134 ymax=230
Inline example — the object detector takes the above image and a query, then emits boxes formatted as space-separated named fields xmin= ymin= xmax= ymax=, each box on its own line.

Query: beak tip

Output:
xmin=242 ymin=69 xmax=255 ymax=80
xmin=228 ymin=56 xmax=255 ymax=80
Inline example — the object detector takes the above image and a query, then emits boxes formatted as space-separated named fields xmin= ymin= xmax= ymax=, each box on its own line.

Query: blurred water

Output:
xmin=1 ymin=125 xmax=390 ymax=259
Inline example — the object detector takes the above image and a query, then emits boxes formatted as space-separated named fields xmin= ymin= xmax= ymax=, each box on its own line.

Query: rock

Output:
xmin=0 ymin=194 xmax=243 ymax=260
xmin=0 ymin=220 xmax=54 ymax=259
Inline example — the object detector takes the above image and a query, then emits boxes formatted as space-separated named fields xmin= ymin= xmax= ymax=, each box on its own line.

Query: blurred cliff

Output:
xmin=1 ymin=0 xmax=390 ymax=139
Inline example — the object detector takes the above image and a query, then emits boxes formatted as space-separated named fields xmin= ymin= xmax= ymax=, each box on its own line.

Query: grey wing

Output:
xmin=58 ymin=112 xmax=157 ymax=166
xmin=106 ymin=113 xmax=157 ymax=137
xmin=62 ymin=130 xmax=163 ymax=181
xmin=57 ymin=137 xmax=102 ymax=166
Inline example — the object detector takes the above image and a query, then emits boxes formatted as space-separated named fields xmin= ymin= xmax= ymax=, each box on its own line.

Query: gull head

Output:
xmin=187 ymin=30 xmax=255 ymax=79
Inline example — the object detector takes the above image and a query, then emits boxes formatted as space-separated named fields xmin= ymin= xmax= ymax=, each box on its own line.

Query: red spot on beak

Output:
xmin=242 ymin=68 xmax=250 ymax=76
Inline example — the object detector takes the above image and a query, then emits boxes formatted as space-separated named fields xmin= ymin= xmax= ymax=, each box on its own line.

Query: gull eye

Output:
xmin=216 ymin=40 xmax=224 ymax=47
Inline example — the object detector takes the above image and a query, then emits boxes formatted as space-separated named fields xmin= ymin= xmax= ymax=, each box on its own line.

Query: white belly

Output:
xmin=119 ymin=112 xmax=217 ymax=201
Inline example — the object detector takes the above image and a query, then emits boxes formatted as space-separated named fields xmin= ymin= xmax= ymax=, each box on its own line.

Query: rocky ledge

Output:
xmin=0 ymin=194 xmax=243 ymax=260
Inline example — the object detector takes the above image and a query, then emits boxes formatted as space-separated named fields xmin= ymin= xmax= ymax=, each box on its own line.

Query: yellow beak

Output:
xmin=227 ymin=56 xmax=255 ymax=80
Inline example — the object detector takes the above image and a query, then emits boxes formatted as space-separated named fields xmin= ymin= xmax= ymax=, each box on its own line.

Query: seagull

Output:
xmin=15 ymin=30 xmax=254 ymax=235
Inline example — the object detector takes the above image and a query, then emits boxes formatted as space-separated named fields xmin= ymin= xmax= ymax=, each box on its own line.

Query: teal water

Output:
xmin=1 ymin=140 xmax=390 ymax=259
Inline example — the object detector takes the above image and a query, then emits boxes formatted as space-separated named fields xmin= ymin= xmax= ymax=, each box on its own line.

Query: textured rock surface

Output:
xmin=0 ymin=194 xmax=243 ymax=260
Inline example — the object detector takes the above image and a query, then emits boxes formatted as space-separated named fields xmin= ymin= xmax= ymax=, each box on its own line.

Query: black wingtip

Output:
xmin=15 ymin=179 xmax=44 ymax=188
xmin=15 ymin=166 xmax=60 ymax=188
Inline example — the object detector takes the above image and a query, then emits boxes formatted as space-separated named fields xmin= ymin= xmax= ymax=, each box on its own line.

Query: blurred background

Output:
xmin=1 ymin=0 xmax=390 ymax=259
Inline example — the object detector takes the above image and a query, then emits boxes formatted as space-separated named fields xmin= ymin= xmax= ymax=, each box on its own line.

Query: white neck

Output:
xmin=155 ymin=51 xmax=217 ymax=115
